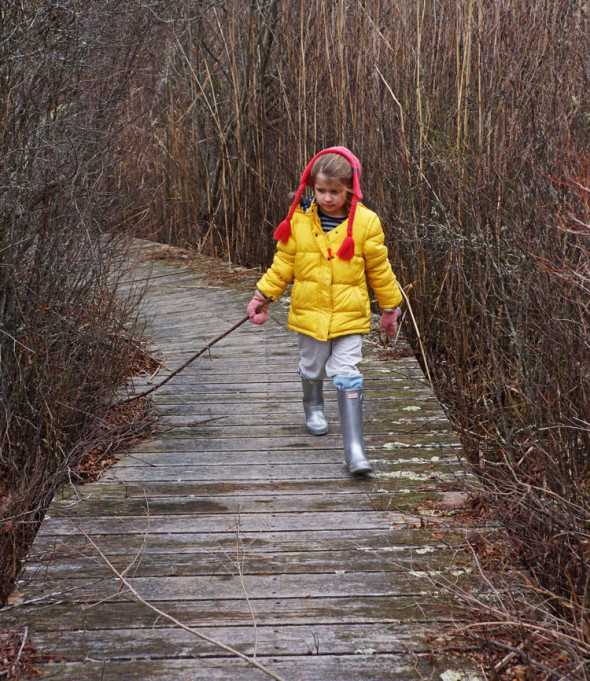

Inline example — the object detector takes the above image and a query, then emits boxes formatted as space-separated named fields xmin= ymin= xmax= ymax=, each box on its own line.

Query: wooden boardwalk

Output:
xmin=1 ymin=246 xmax=481 ymax=680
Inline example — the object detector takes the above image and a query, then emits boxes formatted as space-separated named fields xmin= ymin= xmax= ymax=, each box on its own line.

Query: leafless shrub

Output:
xmin=0 ymin=1 xmax=169 ymax=604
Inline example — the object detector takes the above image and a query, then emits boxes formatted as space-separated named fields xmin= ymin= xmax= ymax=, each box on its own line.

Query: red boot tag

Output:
xmin=347 ymin=392 xmax=359 ymax=399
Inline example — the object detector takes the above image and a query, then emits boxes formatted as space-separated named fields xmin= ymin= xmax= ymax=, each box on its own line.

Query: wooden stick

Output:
xmin=398 ymin=285 xmax=434 ymax=388
xmin=75 ymin=525 xmax=290 ymax=681
xmin=115 ymin=306 xmax=264 ymax=406
xmin=8 ymin=626 xmax=28 ymax=678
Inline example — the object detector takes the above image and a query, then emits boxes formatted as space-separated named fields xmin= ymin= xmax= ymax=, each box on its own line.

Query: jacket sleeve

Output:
xmin=256 ymin=235 xmax=296 ymax=301
xmin=363 ymin=215 xmax=403 ymax=309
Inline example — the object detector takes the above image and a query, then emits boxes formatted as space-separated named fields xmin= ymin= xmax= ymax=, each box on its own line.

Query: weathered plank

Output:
xmin=99 ymin=463 xmax=465 ymax=483
xmin=29 ymin=653 xmax=471 ymax=681
xmin=29 ymin=622 xmax=457 ymax=659
xmin=28 ymin=527 xmax=465 ymax=557
xmin=106 ymin=452 xmax=462 ymax=470
xmin=0 ymin=248 xmax=481 ymax=681
xmin=22 ymin=545 xmax=467 ymax=580
xmin=2 ymin=595 xmax=458 ymax=631
xmin=36 ymin=510 xmax=438 ymax=537
xmin=51 ymin=478 xmax=457 ymax=499
xmin=46 ymin=490 xmax=461 ymax=518
xmin=20 ymin=570 xmax=476 ymax=605
xmin=105 ymin=433 xmax=460 ymax=451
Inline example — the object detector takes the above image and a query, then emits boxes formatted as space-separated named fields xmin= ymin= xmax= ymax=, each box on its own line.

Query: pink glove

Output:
xmin=247 ymin=291 xmax=270 ymax=325
xmin=380 ymin=308 xmax=401 ymax=336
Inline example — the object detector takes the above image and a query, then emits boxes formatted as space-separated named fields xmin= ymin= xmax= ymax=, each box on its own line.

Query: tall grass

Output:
xmin=120 ymin=0 xmax=589 ymax=675
xmin=0 ymin=1 xmax=168 ymax=604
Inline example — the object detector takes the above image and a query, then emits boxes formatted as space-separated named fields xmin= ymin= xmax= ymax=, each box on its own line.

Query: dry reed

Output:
xmin=117 ymin=1 xmax=589 ymax=675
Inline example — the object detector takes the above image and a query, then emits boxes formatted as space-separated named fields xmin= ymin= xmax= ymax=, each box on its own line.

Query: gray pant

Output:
xmin=298 ymin=333 xmax=363 ymax=381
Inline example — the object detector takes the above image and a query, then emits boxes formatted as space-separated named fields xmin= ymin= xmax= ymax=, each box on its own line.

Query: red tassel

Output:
xmin=337 ymin=236 xmax=355 ymax=260
xmin=273 ymin=219 xmax=292 ymax=243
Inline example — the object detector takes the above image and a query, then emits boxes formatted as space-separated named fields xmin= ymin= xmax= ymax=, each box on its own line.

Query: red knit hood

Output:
xmin=273 ymin=147 xmax=362 ymax=261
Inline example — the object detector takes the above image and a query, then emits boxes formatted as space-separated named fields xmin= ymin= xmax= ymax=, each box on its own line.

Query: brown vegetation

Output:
xmin=0 ymin=628 xmax=54 ymax=680
xmin=2 ymin=0 xmax=588 ymax=676
xmin=0 ymin=2 xmax=168 ymax=605
xmin=116 ymin=1 xmax=589 ymax=677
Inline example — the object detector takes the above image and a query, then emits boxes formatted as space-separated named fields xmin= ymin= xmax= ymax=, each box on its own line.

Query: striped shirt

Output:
xmin=301 ymin=197 xmax=347 ymax=233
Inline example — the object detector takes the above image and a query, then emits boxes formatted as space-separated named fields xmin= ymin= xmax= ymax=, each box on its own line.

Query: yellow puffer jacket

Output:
xmin=257 ymin=200 xmax=403 ymax=341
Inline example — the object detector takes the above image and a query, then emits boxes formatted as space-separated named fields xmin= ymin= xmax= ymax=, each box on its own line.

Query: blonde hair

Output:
xmin=309 ymin=153 xmax=353 ymax=212
xmin=310 ymin=153 xmax=354 ymax=190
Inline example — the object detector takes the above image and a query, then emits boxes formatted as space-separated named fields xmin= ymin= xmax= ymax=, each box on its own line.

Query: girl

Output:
xmin=247 ymin=147 xmax=402 ymax=475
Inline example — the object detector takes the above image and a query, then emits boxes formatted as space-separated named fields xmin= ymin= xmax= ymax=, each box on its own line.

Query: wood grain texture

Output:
xmin=1 ymin=247 xmax=482 ymax=680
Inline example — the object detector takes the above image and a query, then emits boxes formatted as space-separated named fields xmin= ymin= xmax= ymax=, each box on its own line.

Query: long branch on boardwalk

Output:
xmin=76 ymin=525 xmax=289 ymax=681
xmin=115 ymin=314 xmax=251 ymax=406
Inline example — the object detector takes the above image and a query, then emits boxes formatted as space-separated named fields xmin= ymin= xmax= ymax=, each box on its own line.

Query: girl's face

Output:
xmin=313 ymin=174 xmax=349 ymax=218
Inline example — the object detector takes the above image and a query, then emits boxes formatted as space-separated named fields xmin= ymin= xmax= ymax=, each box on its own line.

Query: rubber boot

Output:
xmin=336 ymin=387 xmax=372 ymax=475
xmin=301 ymin=376 xmax=329 ymax=435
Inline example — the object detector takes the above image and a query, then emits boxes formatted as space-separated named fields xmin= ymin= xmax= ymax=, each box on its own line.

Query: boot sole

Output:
xmin=349 ymin=463 xmax=373 ymax=475
xmin=306 ymin=426 xmax=329 ymax=436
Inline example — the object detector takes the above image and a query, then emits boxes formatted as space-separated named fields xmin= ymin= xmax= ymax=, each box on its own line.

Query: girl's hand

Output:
xmin=380 ymin=308 xmax=401 ymax=336
xmin=247 ymin=291 xmax=270 ymax=325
